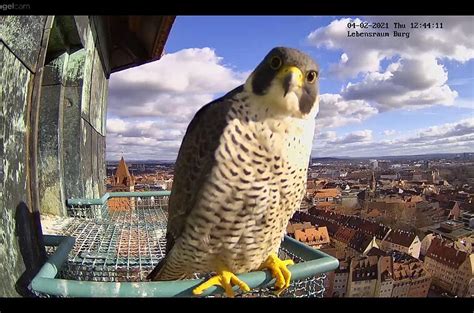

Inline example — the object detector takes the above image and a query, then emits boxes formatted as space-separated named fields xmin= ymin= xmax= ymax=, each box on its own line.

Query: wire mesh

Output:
xmin=233 ymin=247 xmax=326 ymax=298
xmin=61 ymin=196 xmax=169 ymax=282
xmin=52 ymin=194 xmax=326 ymax=297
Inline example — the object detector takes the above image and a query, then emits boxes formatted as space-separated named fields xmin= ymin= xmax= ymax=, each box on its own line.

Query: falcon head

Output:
xmin=245 ymin=47 xmax=320 ymax=119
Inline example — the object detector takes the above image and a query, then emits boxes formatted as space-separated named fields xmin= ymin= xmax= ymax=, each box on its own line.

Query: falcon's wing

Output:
xmin=164 ymin=85 xmax=244 ymax=253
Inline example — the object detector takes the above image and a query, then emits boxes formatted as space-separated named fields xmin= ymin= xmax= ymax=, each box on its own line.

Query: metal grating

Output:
xmin=60 ymin=197 xmax=169 ymax=282
xmin=234 ymin=247 xmax=326 ymax=298
xmin=54 ymin=194 xmax=326 ymax=297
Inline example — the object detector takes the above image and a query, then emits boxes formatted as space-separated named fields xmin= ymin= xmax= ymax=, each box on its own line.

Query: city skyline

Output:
xmin=105 ymin=151 xmax=474 ymax=163
xmin=106 ymin=16 xmax=474 ymax=161
xmin=103 ymin=147 xmax=474 ymax=298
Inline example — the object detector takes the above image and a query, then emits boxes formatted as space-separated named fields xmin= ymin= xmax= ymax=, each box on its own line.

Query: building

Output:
xmin=424 ymin=237 xmax=474 ymax=297
xmin=333 ymin=227 xmax=356 ymax=252
xmin=461 ymin=211 xmax=474 ymax=228
xmin=424 ymin=219 xmax=474 ymax=241
xmin=110 ymin=157 xmax=135 ymax=192
xmin=0 ymin=15 xmax=174 ymax=295
xmin=440 ymin=201 xmax=462 ymax=220
xmin=347 ymin=255 xmax=378 ymax=297
xmin=286 ymin=222 xmax=313 ymax=235
xmin=380 ymin=229 xmax=421 ymax=259
xmin=377 ymin=274 xmax=394 ymax=297
xmin=378 ymin=161 xmax=391 ymax=170
xmin=414 ymin=201 xmax=446 ymax=228
xmin=367 ymin=247 xmax=394 ymax=297
xmin=312 ymin=187 xmax=341 ymax=209
xmin=324 ymin=246 xmax=432 ymax=298
xmin=308 ymin=208 xmax=391 ymax=241
xmin=349 ymin=232 xmax=379 ymax=257
xmin=339 ymin=191 xmax=360 ymax=210
xmin=380 ymin=173 xmax=399 ymax=180
xmin=313 ymin=188 xmax=341 ymax=203
xmin=293 ymin=226 xmax=330 ymax=249
xmin=108 ymin=156 xmax=136 ymax=211
xmin=389 ymin=250 xmax=431 ymax=297
xmin=420 ymin=234 xmax=436 ymax=257
xmin=330 ymin=258 xmax=350 ymax=298
xmin=345 ymin=215 xmax=391 ymax=245
xmin=370 ymin=171 xmax=377 ymax=192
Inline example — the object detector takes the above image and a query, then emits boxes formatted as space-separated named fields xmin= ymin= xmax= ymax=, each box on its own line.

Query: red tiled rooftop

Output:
xmin=426 ymin=237 xmax=469 ymax=269
xmin=385 ymin=229 xmax=416 ymax=247
xmin=294 ymin=226 xmax=330 ymax=246
xmin=334 ymin=226 xmax=357 ymax=244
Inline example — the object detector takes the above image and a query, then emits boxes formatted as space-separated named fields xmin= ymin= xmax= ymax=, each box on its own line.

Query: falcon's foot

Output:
xmin=259 ymin=253 xmax=294 ymax=296
xmin=193 ymin=268 xmax=250 ymax=297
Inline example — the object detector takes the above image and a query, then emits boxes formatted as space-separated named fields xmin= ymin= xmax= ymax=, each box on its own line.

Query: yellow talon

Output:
xmin=193 ymin=269 xmax=250 ymax=298
xmin=260 ymin=253 xmax=294 ymax=296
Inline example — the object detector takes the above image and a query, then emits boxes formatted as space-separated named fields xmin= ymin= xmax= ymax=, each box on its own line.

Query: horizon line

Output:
xmin=105 ymin=151 xmax=474 ymax=162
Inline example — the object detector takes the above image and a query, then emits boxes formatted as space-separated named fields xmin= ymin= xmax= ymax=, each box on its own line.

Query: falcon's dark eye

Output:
xmin=269 ymin=56 xmax=282 ymax=70
xmin=306 ymin=70 xmax=318 ymax=83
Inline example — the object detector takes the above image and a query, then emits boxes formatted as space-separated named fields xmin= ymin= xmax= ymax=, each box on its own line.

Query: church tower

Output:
xmin=370 ymin=171 xmax=376 ymax=192
xmin=111 ymin=156 xmax=135 ymax=192
xmin=109 ymin=156 xmax=136 ymax=211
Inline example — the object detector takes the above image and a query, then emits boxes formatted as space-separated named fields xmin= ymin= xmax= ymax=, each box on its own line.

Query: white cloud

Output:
xmin=316 ymin=93 xmax=378 ymax=130
xmin=383 ymin=129 xmax=397 ymax=136
xmin=105 ymin=32 xmax=473 ymax=161
xmin=330 ymin=129 xmax=373 ymax=144
xmin=317 ymin=131 xmax=338 ymax=141
xmin=416 ymin=118 xmax=474 ymax=139
xmin=453 ymin=98 xmax=474 ymax=109
xmin=106 ymin=117 xmax=188 ymax=160
xmin=106 ymin=47 xmax=382 ymax=160
xmin=106 ymin=48 xmax=248 ymax=160
xmin=107 ymin=119 xmax=184 ymax=140
xmin=448 ymin=77 xmax=474 ymax=87
xmin=107 ymin=118 xmax=128 ymax=133
xmin=108 ymin=47 xmax=246 ymax=121
xmin=312 ymin=118 xmax=474 ymax=157
xmin=341 ymin=57 xmax=458 ymax=111
xmin=306 ymin=17 xmax=472 ymax=118
xmin=110 ymin=47 xmax=245 ymax=94
xmin=308 ymin=16 xmax=474 ymax=78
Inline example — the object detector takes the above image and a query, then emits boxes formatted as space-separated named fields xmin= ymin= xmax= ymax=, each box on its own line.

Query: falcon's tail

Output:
xmin=146 ymin=258 xmax=167 ymax=280
xmin=146 ymin=257 xmax=188 ymax=281
xmin=147 ymin=233 xmax=189 ymax=281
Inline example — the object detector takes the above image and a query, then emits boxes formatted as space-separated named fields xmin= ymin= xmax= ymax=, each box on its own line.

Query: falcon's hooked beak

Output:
xmin=279 ymin=66 xmax=303 ymax=97
xmin=278 ymin=65 xmax=316 ymax=115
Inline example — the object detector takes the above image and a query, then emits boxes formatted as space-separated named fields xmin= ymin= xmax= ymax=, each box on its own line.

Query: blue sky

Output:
xmin=106 ymin=16 xmax=474 ymax=160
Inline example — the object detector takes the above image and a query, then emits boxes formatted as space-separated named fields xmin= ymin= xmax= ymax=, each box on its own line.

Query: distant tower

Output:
xmin=430 ymin=169 xmax=440 ymax=184
xmin=111 ymin=156 xmax=135 ymax=192
xmin=370 ymin=171 xmax=376 ymax=192
xmin=109 ymin=156 xmax=136 ymax=211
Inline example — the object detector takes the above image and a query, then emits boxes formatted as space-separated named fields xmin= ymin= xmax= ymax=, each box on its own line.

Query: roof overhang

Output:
xmin=96 ymin=15 xmax=175 ymax=75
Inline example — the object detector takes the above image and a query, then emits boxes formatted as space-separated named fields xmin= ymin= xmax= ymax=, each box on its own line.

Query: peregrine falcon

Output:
xmin=147 ymin=47 xmax=320 ymax=297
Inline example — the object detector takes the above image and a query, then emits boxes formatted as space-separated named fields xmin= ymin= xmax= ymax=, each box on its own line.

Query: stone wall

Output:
xmin=38 ymin=16 xmax=108 ymax=215
xmin=0 ymin=15 xmax=48 ymax=298
xmin=0 ymin=15 xmax=109 ymax=296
